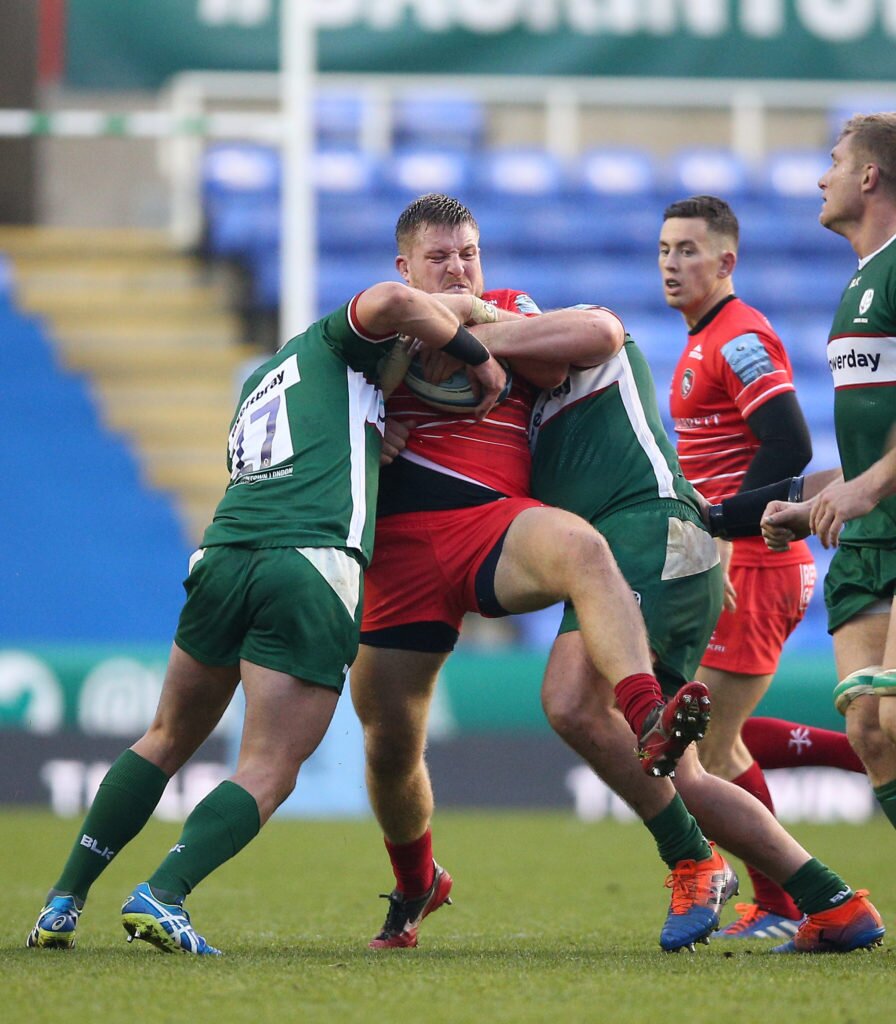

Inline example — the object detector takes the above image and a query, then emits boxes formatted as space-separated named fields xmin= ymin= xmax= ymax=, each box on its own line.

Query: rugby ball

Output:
xmin=404 ymin=357 xmax=512 ymax=413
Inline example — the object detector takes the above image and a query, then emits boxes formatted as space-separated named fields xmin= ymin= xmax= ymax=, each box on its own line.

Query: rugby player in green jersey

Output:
xmin=26 ymin=282 xmax=506 ymax=955
xmin=759 ymin=113 xmax=896 ymax=852
xmin=481 ymin=310 xmax=884 ymax=954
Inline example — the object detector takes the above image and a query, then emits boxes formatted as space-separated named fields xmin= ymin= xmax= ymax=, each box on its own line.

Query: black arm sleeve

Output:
xmin=707 ymin=476 xmax=804 ymax=538
xmin=739 ymin=391 xmax=812 ymax=492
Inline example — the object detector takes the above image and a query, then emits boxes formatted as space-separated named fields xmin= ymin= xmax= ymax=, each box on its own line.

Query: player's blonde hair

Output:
xmin=839 ymin=112 xmax=896 ymax=198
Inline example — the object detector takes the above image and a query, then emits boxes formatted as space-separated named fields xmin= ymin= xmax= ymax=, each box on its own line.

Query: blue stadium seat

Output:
xmin=804 ymin=428 xmax=840 ymax=475
xmin=481 ymin=254 xmax=661 ymax=313
xmin=735 ymin=258 xmax=844 ymax=315
xmin=313 ymin=148 xmax=382 ymax=195
xmin=2 ymin=305 xmax=191 ymax=643
xmin=476 ymin=197 xmax=660 ymax=257
xmin=380 ymin=147 xmax=474 ymax=199
xmin=200 ymin=142 xmax=281 ymax=261
xmin=472 ymin=147 xmax=570 ymax=198
xmin=392 ymin=92 xmax=486 ymax=152
xmin=760 ymin=148 xmax=829 ymax=200
xmin=246 ymin=241 xmax=281 ymax=312
xmin=317 ymin=256 xmax=402 ymax=316
xmin=318 ymin=195 xmax=396 ymax=254
xmin=792 ymin=373 xmax=835 ymax=433
xmin=205 ymin=198 xmax=279 ymax=261
xmin=663 ymin=147 xmax=752 ymax=200
xmin=314 ymin=91 xmax=365 ymax=149
xmin=573 ymin=147 xmax=660 ymax=201
xmin=773 ymin=314 xmax=834 ymax=372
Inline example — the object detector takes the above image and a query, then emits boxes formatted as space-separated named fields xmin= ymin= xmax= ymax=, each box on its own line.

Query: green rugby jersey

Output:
xmin=828 ymin=234 xmax=896 ymax=548
xmin=530 ymin=334 xmax=702 ymax=523
xmin=201 ymin=300 xmax=395 ymax=566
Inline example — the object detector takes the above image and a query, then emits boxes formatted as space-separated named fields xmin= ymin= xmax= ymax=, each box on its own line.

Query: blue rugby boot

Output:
xmin=771 ymin=890 xmax=885 ymax=953
xmin=660 ymin=844 xmax=739 ymax=952
xmin=26 ymin=894 xmax=82 ymax=949
xmin=717 ymin=903 xmax=804 ymax=940
xmin=121 ymin=883 xmax=222 ymax=955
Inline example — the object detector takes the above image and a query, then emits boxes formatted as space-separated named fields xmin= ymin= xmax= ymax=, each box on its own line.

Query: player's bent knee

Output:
xmin=833 ymin=666 xmax=881 ymax=715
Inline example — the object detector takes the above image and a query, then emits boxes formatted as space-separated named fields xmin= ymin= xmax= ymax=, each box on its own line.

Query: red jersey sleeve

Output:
xmin=710 ymin=325 xmax=796 ymax=421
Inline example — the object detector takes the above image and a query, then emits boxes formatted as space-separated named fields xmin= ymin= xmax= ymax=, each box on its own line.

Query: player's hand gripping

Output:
xmin=761 ymin=500 xmax=812 ymax=551
xmin=468 ymin=354 xmax=507 ymax=420
xmin=380 ymin=417 xmax=414 ymax=467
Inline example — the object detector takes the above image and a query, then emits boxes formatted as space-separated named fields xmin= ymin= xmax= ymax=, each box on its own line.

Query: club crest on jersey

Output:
xmin=858 ymin=288 xmax=874 ymax=316
xmin=680 ymin=368 xmax=694 ymax=397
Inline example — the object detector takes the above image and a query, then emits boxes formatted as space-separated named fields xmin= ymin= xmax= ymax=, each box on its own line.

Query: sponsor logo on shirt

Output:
xmin=514 ymin=293 xmax=542 ymax=315
xmin=828 ymin=335 xmax=896 ymax=387
xmin=854 ymin=287 xmax=875 ymax=323
xmin=674 ymin=413 xmax=723 ymax=429
xmin=720 ymin=334 xmax=775 ymax=385
xmin=688 ymin=342 xmax=703 ymax=361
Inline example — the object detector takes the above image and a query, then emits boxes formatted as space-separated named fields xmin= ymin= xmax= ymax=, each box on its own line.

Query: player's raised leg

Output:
xmin=496 ymin=506 xmax=708 ymax=775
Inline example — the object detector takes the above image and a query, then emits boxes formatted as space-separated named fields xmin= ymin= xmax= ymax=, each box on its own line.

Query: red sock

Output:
xmin=614 ymin=673 xmax=664 ymax=736
xmin=731 ymin=761 xmax=801 ymax=920
xmin=384 ymin=830 xmax=435 ymax=898
xmin=742 ymin=717 xmax=866 ymax=774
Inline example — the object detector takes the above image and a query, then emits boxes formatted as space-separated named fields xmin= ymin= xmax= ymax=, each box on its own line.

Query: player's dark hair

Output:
xmin=839 ymin=112 xmax=896 ymax=198
xmin=395 ymin=193 xmax=478 ymax=250
xmin=662 ymin=195 xmax=739 ymax=247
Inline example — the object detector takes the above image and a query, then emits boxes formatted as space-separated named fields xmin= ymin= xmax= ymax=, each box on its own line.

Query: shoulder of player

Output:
xmin=481 ymin=287 xmax=541 ymax=315
xmin=715 ymin=299 xmax=786 ymax=351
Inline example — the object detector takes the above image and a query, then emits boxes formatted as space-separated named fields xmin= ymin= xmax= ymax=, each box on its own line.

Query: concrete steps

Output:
xmin=4 ymin=227 xmax=262 ymax=545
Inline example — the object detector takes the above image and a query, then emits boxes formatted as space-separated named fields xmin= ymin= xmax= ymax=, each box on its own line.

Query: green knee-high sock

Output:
xmin=644 ymin=794 xmax=712 ymax=868
xmin=873 ymin=778 xmax=896 ymax=829
xmin=782 ymin=858 xmax=853 ymax=916
xmin=148 ymin=781 xmax=261 ymax=902
xmin=54 ymin=749 xmax=169 ymax=903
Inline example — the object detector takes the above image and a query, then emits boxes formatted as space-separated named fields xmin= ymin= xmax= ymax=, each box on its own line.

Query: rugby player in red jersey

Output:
xmin=352 ymin=194 xmax=713 ymax=950
xmin=660 ymin=194 xmax=861 ymax=939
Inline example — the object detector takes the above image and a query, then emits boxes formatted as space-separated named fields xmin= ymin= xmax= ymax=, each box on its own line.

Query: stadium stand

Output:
xmin=391 ymin=92 xmax=486 ymax=152
xmin=6 ymin=128 xmax=849 ymax=650
xmin=3 ymin=295 xmax=191 ymax=642
xmin=663 ymin=146 xmax=753 ymax=200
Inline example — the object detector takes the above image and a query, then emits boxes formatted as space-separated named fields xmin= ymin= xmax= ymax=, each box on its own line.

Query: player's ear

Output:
xmin=396 ymin=254 xmax=411 ymax=283
xmin=863 ymin=162 xmax=880 ymax=193
xmin=718 ymin=249 xmax=737 ymax=279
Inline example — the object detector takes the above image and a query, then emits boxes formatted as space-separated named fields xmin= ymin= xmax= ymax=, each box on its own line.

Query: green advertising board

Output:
xmin=65 ymin=0 xmax=896 ymax=90
xmin=0 ymin=643 xmax=844 ymax=736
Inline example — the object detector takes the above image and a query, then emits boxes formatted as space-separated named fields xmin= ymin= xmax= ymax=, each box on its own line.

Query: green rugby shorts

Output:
xmin=558 ymin=502 xmax=722 ymax=696
xmin=825 ymin=543 xmax=896 ymax=635
xmin=174 ymin=544 xmax=363 ymax=692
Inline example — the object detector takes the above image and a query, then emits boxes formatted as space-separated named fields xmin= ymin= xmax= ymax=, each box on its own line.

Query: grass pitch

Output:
xmin=6 ymin=808 xmax=894 ymax=1023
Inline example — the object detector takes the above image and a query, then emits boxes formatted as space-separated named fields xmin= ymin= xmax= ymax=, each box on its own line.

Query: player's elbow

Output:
xmin=581 ymin=308 xmax=625 ymax=361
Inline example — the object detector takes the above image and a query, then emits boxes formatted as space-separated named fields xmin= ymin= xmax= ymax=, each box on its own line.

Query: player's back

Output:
xmin=531 ymin=335 xmax=701 ymax=524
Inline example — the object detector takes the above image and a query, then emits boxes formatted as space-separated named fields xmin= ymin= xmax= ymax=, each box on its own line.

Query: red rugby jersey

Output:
xmin=385 ymin=288 xmax=539 ymax=497
xmin=669 ymin=296 xmax=809 ymax=565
